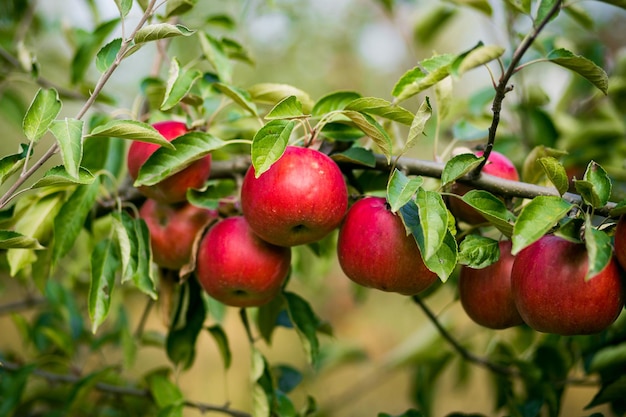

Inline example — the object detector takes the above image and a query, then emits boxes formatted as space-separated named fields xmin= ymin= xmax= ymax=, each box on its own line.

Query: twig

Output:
xmin=0 ymin=361 xmax=252 ymax=417
xmin=474 ymin=0 xmax=564 ymax=176
xmin=411 ymin=295 xmax=518 ymax=377
xmin=0 ymin=297 xmax=46 ymax=316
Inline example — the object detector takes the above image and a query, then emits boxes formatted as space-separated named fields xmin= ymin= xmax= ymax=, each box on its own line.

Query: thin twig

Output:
xmin=474 ymin=0 xmax=564 ymax=177
xmin=0 ymin=297 xmax=46 ymax=316
xmin=0 ymin=361 xmax=252 ymax=417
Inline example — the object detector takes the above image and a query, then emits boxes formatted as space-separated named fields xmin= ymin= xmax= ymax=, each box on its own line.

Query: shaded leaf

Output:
xmin=584 ymin=216 xmax=612 ymax=280
xmin=330 ymin=146 xmax=376 ymax=168
xmin=452 ymin=43 xmax=505 ymax=76
xmin=285 ymin=291 xmax=324 ymax=366
xmin=547 ymin=48 xmax=609 ymax=95
xmin=586 ymin=375 xmax=626 ymax=409
xmin=207 ymin=325 xmax=232 ymax=369
xmin=413 ymin=189 xmax=449 ymax=260
xmin=458 ymin=235 xmax=500 ymax=268
xmin=198 ymin=32 xmax=232 ymax=83
xmin=135 ymin=23 xmax=195 ymax=44
xmin=345 ymin=97 xmax=414 ymax=125
xmin=521 ymin=145 xmax=568 ymax=185
xmin=161 ymin=58 xmax=202 ymax=111
xmin=49 ymin=118 xmax=84 ymax=179
xmin=0 ymin=230 xmax=44 ymax=250
xmin=71 ymin=18 xmax=120 ymax=84
xmin=424 ymin=230 xmax=457 ymax=281
xmin=312 ymin=91 xmax=362 ymax=116
xmin=582 ymin=161 xmax=611 ymax=208
xmin=96 ymin=38 xmax=122 ymax=73
xmin=114 ymin=0 xmax=133 ymax=17
xmin=31 ymin=166 xmax=95 ymax=188
xmin=596 ymin=0 xmax=626 ymax=9
xmin=148 ymin=374 xmax=184 ymax=409
xmin=405 ymin=97 xmax=432 ymax=151
xmin=0 ymin=143 xmax=30 ymax=186
xmin=89 ymin=238 xmax=121 ymax=333
xmin=386 ymin=169 xmax=423 ymax=212
xmin=248 ymin=83 xmax=314 ymax=113
xmin=341 ymin=110 xmax=392 ymax=162
xmin=165 ymin=0 xmax=198 ymax=17
xmin=23 ymin=88 xmax=62 ymax=142
xmin=212 ymin=82 xmax=258 ymax=116
xmin=251 ymin=120 xmax=295 ymax=178
xmin=441 ymin=153 xmax=484 ymax=187
xmin=460 ymin=190 xmax=515 ymax=236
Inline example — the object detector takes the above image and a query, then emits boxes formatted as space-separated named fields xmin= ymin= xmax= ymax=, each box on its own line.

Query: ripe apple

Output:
xmin=195 ymin=216 xmax=291 ymax=307
xmin=127 ymin=120 xmax=212 ymax=204
xmin=448 ymin=150 xmax=519 ymax=225
xmin=336 ymin=196 xmax=439 ymax=295
xmin=511 ymin=234 xmax=625 ymax=335
xmin=613 ymin=215 xmax=626 ymax=270
xmin=458 ymin=240 xmax=524 ymax=329
xmin=240 ymin=145 xmax=348 ymax=247
xmin=139 ymin=199 xmax=217 ymax=270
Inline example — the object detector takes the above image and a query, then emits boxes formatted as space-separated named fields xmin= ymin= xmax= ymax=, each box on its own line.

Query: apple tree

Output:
xmin=1 ymin=0 xmax=626 ymax=416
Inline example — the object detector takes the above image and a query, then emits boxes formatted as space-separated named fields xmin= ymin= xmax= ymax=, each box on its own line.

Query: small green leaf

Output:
xmin=96 ymin=38 xmax=122 ymax=73
xmin=0 ymin=230 xmax=44 ymax=250
xmin=165 ymin=0 xmax=197 ymax=17
xmin=89 ymin=238 xmax=121 ymax=333
xmin=251 ymin=347 xmax=273 ymax=417
xmin=345 ymin=97 xmax=414 ymax=125
xmin=285 ymin=291 xmax=324 ymax=366
xmin=405 ymin=97 xmax=432 ymax=152
xmin=207 ymin=325 xmax=232 ymax=369
xmin=312 ymin=91 xmax=362 ymax=116
xmin=441 ymin=153 xmax=484 ymax=187
xmin=52 ymin=179 xmax=101 ymax=265
xmin=31 ymin=166 xmax=95 ymax=188
xmin=536 ymin=0 xmax=560 ymax=24
xmin=511 ymin=196 xmax=573 ymax=255
xmin=23 ymin=88 xmax=62 ymax=142
xmin=147 ymin=374 xmax=184 ymax=409
xmin=212 ymin=82 xmax=258 ymax=116
xmin=341 ymin=110 xmax=392 ymax=162
xmin=251 ymin=120 xmax=295 ymax=178
xmin=582 ymin=161 xmax=611 ymax=208
xmin=71 ymin=18 xmax=120 ymax=84
xmin=584 ymin=216 xmax=612 ymax=280
xmin=87 ymin=119 xmax=175 ymax=149
xmin=538 ymin=156 xmax=569 ymax=195
xmin=160 ymin=58 xmax=202 ymax=111
xmin=391 ymin=54 xmax=455 ymax=102
xmin=458 ymin=235 xmax=500 ymax=268
xmin=198 ymin=32 xmax=232 ymax=83
xmin=248 ymin=83 xmax=314 ymax=113
xmin=424 ymin=230 xmax=457 ymax=282
xmin=0 ymin=144 xmax=30 ymax=186
xmin=49 ymin=118 xmax=84 ymax=179
xmin=265 ymin=96 xmax=306 ymax=120
xmin=413 ymin=189 xmax=449 ymax=260
xmin=330 ymin=146 xmax=376 ymax=168
xmin=547 ymin=48 xmax=609 ymax=94
xmin=434 ymin=77 xmax=453 ymax=121
xmin=135 ymin=23 xmax=195 ymax=44
xmin=452 ymin=43 xmax=505 ymax=76
xmin=386 ymin=170 xmax=424 ymax=212
xmin=114 ymin=0 xmax=133 ymax=17
xmin=460 ymin=190 xmax=515 ymax=236
xmin=521 ymin=145 xmax=568 ymax=185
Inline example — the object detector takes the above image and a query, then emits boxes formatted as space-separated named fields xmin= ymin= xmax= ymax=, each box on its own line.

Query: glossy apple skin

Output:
xmin=337 ymin=196 xmax=439 ymax=295
xmin=127 ymin=121 xmax=212 ymax=204
xmin=196 ymin=216 xmax=291 ymax=307
xmin=511 ymin=235 xmax=625 ymax=335
xmin=240 ymin=146 xmax=348 ymax=247
xmin=614 ymin=215 xmax=626 ymax=271
xmin=448 ymin=150 xmax=519 ymax=225
xmin=459 ymin=240 xmax=524 ymax=329
xmin=139 ymin=199 xmax=217 ymax=270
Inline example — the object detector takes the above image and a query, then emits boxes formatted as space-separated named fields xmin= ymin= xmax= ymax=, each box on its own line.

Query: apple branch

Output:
xmin=0 ymin=296 xmax=46 ymax=316
xmin=474 ymin=0 xmax=564 ymax=177
xmin=0 ymin=361 xmax=252 ymax=417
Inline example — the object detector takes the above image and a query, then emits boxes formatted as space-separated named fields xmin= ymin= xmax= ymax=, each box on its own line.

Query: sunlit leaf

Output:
xmin=161 ymin=58 xmax=202 ymax=111
xmin=165 ymin=0 xmax=198 ymax=17
xmin=31 ymin=166 xmax=95 ymax=188
xmin=0 ymin=230 xmax=44 ymax=250
xmin=413 ymin=189 xmax=449 ymax=260
xmin=457 ymin=235 xmax=500 ymax=268
xmin=538 ymin=156 xmax=569 ymax=195
xmin=87 ymin=119 xmax=174 ymax=149
xmin=89 ymin=238 xmax=121 ymax=333
xmin=134 ymin=23 xmax=195 ymax=44
xmin=147 ymin=374 xmax=184 ymax=409
xmin=345 ymin=97 xmax=414 ymax=125
xmin=198 ymin=32 xmax=232 ymax=83
xmin=96 ymin=38 xmax=122 ymax=73
xmin=584 ymin=216 xmax=612 ymax=281
xmin=581 ymin=161 xmax=611 ymax=208
xmin=392 ymin=54 xmax=455 ymax=102
xmin=452 ymin=44 xmax=504 ymax=76
xmin=71 ymin=18 xmax=120 ymax=84
xmin=248 ymin=83 xmax=314 ymax=113
xmin=212 ymin=82 xmax=258 ymax=116
xmin=449 ymin=0 xmax=493 ymax=14
xmin=521 ymin=145 xmax=568 ymax=184
xmin=265 ymin=95 xmax=307 ymax=120
xmin=114 ymin=0 xmax=133 ymax=17
xmin=49 ymin=118 xmax=84 ymax=179
xmin=0 ymin=144 xmax=30 ymax=186
xmin=341 ymin=110 xmax=392 ymax=162
xmin=536 ymin=0 xmax=561 ymax=24
xmin=405 ymin=97 xmax=432 ymax=151
xmin=386 ymin=170 xmax=423 ymax=213
xmin=441 ymin=153 xmax=484 ymax=187
xmin=547 ymin=48 xmax=609 ymax=94
xmin=251 ymin=120 xmax=296 ymax=178
xmin=23 ymin=88 xmax=61 ymax=142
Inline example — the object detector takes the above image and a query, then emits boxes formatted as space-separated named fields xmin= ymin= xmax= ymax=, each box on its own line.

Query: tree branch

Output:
xmin=0 ymin=361 xmax=252 ymax=417
xmin=0 ymin=297 xmax=46 ymax=316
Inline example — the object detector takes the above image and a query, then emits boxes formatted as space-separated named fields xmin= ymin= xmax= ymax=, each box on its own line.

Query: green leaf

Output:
xmin=0 ymin=230 xmax=44 ymax=250
xmin=460 ymin=190 xmax=516 ymax=236
xmin=547 ymin=48 xmax=609 ymax=95
xmin=198 ymin=32 xmax=232 ymax=83
xmin=582 ymin=161 xmax=611 ymax=208
xmin=284 ymin=291 xmax=324 ymax=366
xmin=0 ymin=143 xmax=30 ymax=186
xmin=96 ymin=38 xmax=122 ymax=73
xmin=187 ymin=179 xmax=236 ymax=210
xmin=341 ymin=110 xmax=392 ymax=162
xmin=87 ymin=119 xmax=175 ymax=149
xmin=586 ymin=375 xmax=626 ymax=409
xmin=134 ymin=23 xmax=195 ymax=44
xmin=71 ymin=18 xmax=120 ymax=84
xmin=31 ymin=166 xmax=95 ymax=188
xmin=248 ymin=83 xmax=314 ymax=113
xmin=23 ymin=88 xmax=62 ymax=142
xmin=161 ymin=58 xmax=202 ymax=111
xmin=207 ymin=325 xmax=232 ymax=369
xmin=212 ymin=82 xmax=258 ymax=116
xmin=251 ymin=120 xmax=295 ymax=178
xmin=312 ymin=91 xmax=362 ymax=116
xmin=536 ymin=0 xmax=560 ymax=24
xmin=596 ymin=0 xmax=626 ymax=10
xmin=538 ymin=156 xmax=569 ymax=195
xmin=434 ymin=77 xmax=453 ymax=121
xmin=521 ymin=145 xmax=568 ymax=185
xmin=251 ymin=347 xmax=273 ymax=417
xmin=458 ymin=235 xmax=500 ymax=268
xmin=114 ymin=0 xmax=133 ymax=17
xmin=584 ymin=217 xmax=612 ymax=280
xmin=265 ymin=95 xmax=307 ymax=120
xmin=256 ymin=295 xmax=287 ymax=344
xmin=0 ymin=364 xmax=35 ymax=416
xmin=424 ymin=230 xmax=458 ymax=282
xmin=165 ymin=0 xmax=198 ymax=17
xmin=452 ymin=119 xmax=488 ymax=141
xmin=452 ymin=43 xmax=505 ymax=76
xmin=49 ymin=118 xmax=84 ymax=179
xmin=441 ymin=153 xmax=484 ymax=187
xmin=392 ymin=54 xmax=455 ymax=102
xmin=330 ymin=146 xmax=376 ymax=168
xmin=511 ymin=196 xmax=573 ymax=255
xmin=413 ymin=188 xmax=449 ymax=260
xmin=147 ymin=374 xmax=184 ymax=409
xmin=450 ymin=0 xmax=493 ymax=14
xmin=404 ymin=97 xmax=432 ymax=152
xmin=52 ymin=179 xmax=101 ymax=265
xmin=386 ymin=169 xmax=424 ymax=212
xmin=345 ymin=97 xmax=414 ymax=125
xmin=89 ymin=238 xmax=121 ymax=333
xmin=135 ymin=132 xmax=224 ymax=187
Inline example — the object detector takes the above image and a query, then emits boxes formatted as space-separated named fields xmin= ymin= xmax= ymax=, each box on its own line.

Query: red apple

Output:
xmin=448 ymin=150 xmax=519 ymax=225
xmin=240 ymin=146 xmax=348 ymax=247
xmin=139 ymin=199 xmax=217 ymax=270
xmin=613 ymin=215 xmax=626 ymax=271
xmin=511 ymin=234 xmax=625 ymax=335
xmin=196 ymin=216 xmax=291 ymax=307
xmin=458 ymin=240 xmax=524 ymax=329
xmin=336 ymin=196 xmax=439 ymax=295
xmin=127 ymin=120 xmax=212 ymax=204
